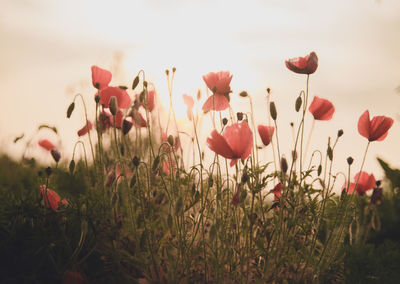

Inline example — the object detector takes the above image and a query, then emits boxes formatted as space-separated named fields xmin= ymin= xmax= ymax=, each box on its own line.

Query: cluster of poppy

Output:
xmin=205 ymin=52 xmax=394 ymax=202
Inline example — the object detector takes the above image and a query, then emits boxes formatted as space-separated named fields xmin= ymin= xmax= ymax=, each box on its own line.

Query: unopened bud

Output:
xmin=143 ymin=81 xmax=148 ymax=88
xmin=167 ymin=135 xmax=174 ymax=147
xmin=241 ymin=168 xmax=249 ymax=184
xmin=270 ymin=102 xmax=277 ymax=120
xmin=122 ymin=119 xmax=133 ymax=135
xmin=172 ymin=67 xmax=176 ymax=73
xmin=45 ymin=166 xmax=52 ymax=176
xmin=266 ymin=87 xmax=271 ymax=94
xmin=67 ymin=102 xmax=75 ymax=118
xmin=50 ymin=149 xmax=61 ymax=163
xmin=95 ymin=95 xmax=100 ymax=104
xmin=338 ymin=129 xmax=344 ymax=137
xmin=239 ymin=91 xmax=248 ymax=97
xmin=295 ymin=96 xmax=302 ymax=112
xmin=347 ymin=156 xmax=354 ymax=165
xmin=327 ymin=145 xmax=333 ymax=161
xmin=132 ymin=156 xmax=140 ymax=167
xmin=132 ymin=76 xmax=140 ymax=90
xmin=69 ymin=159 xmax=75 ymax=175
xmin=109 ymin=96 xmax=118 ymax=115
xmin=237 ymin=112 xmax=243 ymax=121
xmin=118 ymin=85 xmax=128 ymax=90
xmin=280 ymin=156 xmax=288 ymax=173
xmin=165 ymin=69 xmax=169 ymax=76
xmin=222 ymin=118 xmax=228 ymax=125
xmin=290 ymin=122 xmax=294 ymax=127
xmin=317 ymin=164 xmax=322 ymax=176
xmin=152 ymin=156 xmax=160 ymax=171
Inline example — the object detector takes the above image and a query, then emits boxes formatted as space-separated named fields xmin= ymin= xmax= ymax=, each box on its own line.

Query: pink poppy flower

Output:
xmin=257 ymin=125 xmax=275 ymax=146
xmin=40 ymin=185 xmax=61 ymax=211
xmin=308 ymin=96 xmax=335 ymax=120
xmin=183 ymin=94 xmax=194 ymax=120
xmin=99 ymin=86 xmax=131 ymax=109
xmin=113 ymin=109 xmax=123 ymax=129
xmin=62 ymin=270 xmax=84 ymax=284
xmin=358 ymin=110 xmax=394 ymax=142
xmin=285 ymin=51 xmax=318 ymax=75
xmin=202 ymin=71 xmax=232 ymax=112
xmin=77 ymin=121 xmax=93 ymax=137
xmin=207 ymin=121 xmax=253 ymax=167
xmin=344 ymin=172 xmax=376 ymax=195
xmin=38 ymin=139 xmax=55 ymax=151
xmin=91 ymin=65 xmax=112 ymax=90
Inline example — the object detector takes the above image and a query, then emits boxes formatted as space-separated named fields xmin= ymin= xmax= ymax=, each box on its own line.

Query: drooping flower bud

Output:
xmin=280 ymin=156 xmax=288 ymax=173
xmin=239 ymin=91 xmax=248 ymax=97
xmin=295 ymin=96 xmax=302 ymax=112
xmin=270 ymin=102 xmax=277 ymax=120
xmin=132 ymin=76 xmax=140 ymax=90
xmin=122 ymin=119 xmax=133 ymax=135
xmin=109 ymin=96 xmax=118 ymax=115
xmin=167 ymin=135 xmax=174 ymax=147
xmin=67 ymin=102 xmax=75 ymax=118
xmin=69 ymin=159 xmax=75 ymax=175
xmin=51 ymin=149 xmax=61 ymax=163
xmin=132 ymin=156 xmax=140 ymax=167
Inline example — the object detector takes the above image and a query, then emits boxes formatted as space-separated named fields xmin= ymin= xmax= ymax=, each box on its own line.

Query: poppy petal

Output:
xmin=202 ymin=94 xmax=230 ymax=112
xmin=357 ymin=110 xmax=371 ymax=140
xmin=207 ymin=130 xmax=235 ymax=159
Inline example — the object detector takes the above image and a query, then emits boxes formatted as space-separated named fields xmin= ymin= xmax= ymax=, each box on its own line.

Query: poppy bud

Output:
xmin=95 ymin=95 xmax=100 ymax=104
xmin=347 ymin=157 xmax=354 ymax=165
xmin=317 ymin=164 xmax=322 ymax=176
xmin=139 ymin=90 xmax=146 ymax=103
xmin=167 ymin=135 xmax=174 ymax=147
xmin=132 ymin=156 xmax=140 ymax=167
xmin=132 ymin=76 xmax=140 ymax=90
xmin=109 ymin=96 xmax=118 ymax=115
xmin=239 ymin=91 xmax=248 ymax=97
xmin=118 ymin=85 xmax=128 ymax=90
xmin=143 ymin=81 xmax=148 ymax=88
xmin=222 ymin=118 xmax=228 ymax=125
xmin=327 ymin=145 xmax=333 ymax=161
xmin=51 ymin=149 xmax=61 ymax=163
xmin=376 ymin=180 xmax=381 ymax=187
xmin=172 ymin=67 xmax=176 ymax=73
xmin=152 ymin=156 xmax=160 ymax=171
xmin=295 ymin=96 xmax=302 ymax=112
xmin=69 ymin=159 xmax=75 ymax=175
xmin=338 ymin=129 xmax=344 ymax=137
xmin=122 ymin=119 xmax=133 ymax=135
xmin=45 ymin=166 xmax=52 ymax=176
xmin=241 ymin=168 xmax=248 ymax=184
xmin=290 ymin=122 xmax=294 ymax=127
xmin=270 ymin=102 xmax=277 ymax=120
xmin=165 ymin=69 xmax=169 ymax=76
xmin=266 ymin=87 xmax=271 ymax=94
xmin=237 ymin=112 xmax=244 ymax=121
xmin=130 ymin=175 xmax=137 ymax=188
xmin=280 ymin=156 xmax=288 ymax=173
xmin=67 ymin=102 xmax=75 ymax=118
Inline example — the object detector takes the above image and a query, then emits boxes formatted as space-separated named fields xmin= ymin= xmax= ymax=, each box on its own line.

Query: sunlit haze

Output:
xmin=1 ymin=0 xmax=400 ymax=181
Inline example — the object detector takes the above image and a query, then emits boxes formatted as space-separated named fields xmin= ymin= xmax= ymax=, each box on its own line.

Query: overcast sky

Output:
xmin=1 ymin=0 xmax=400 ymax=180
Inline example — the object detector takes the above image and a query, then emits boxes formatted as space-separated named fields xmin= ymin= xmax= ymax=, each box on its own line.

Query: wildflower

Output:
xmin=38 ymin=139 xmax=55 ymax=151
xmin=202 ymin=71 xmax=232 ymax=112
xmin=285 ymin=51 xmax=318 ymax=74
xmin=270 ymin=183 xmax=282 ymax=201
xmin=344 ymin=171 xmax=376 ymax=195
xmin=183 ymin=94 xmax=194 ymax=120
xmin=308 ymin=96 xmax=335 ymax=120
xmin=371 ymin=186 xmax=383 ymax=205
xmin=77 ymin=121 xmax=93 ymax=137
xmin=113 ymin=109 xmax=123 ymax=129
xmin=257 ymin=125 xmax=275 ymax=146
xmin=358 ymin=110 xmax=394 ymax=142
xmin=62 ymin=270 xmax=84 ymax=284
xmin=99 ymin=86 xmax=131 ymax=109
xmin=91 ymin=65 xmax=112 ymax=90
xmin=40 ymin=185 xmax=65 ymax=211
xmin=207 ymin=121 xmax=253 ymax=167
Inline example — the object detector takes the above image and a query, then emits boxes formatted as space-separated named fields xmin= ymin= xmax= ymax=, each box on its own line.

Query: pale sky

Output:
xmin=1 ymin=0 xmax=400 ymax=181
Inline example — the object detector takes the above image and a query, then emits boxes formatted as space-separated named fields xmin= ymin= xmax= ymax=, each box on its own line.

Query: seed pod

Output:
xmin=167 ymin=135 xmax=174 ymax=147
xmin=337 ymin=129 xmax=344 ymax=137
xmin=132 ymin=156 xmax=140 ymax=167
xmin=222 ymin=118 xmax=228 ymax=125
xmin=132 ymin=76 xmax=140 ymax=90
xmin=270 ymin=102 xmax=277 ymax=120
xmin=239 ymin=91 xmax=248 ymax=97
xmin=237 ymin=112 xmax=243 ymax=121
xmin=67 ymin=102 xmax=75 ymax=118
xmin=347 ymin=157 xmax=354 ymax=165
xmin=295 ymin=96 xmax=302 ymax=112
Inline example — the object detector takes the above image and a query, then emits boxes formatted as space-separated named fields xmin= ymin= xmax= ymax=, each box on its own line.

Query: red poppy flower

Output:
xmin=358 ymin=110 xmax=394 ymax=142
xmin=99 ymin=86 xmax=131 ymax=109
xmin=285 ymin=51 xmax=318 ymax=75
xmin=270 ymin=183 xmax=282 ymax=201
xmin=202 ymin=71 xmax=232 ymax=112
xmin=38 ymin=139 xmax=55 ymax=151
xmin=77 ymin=121 xmax=93 ymax=137
xmin=183 ymin=94 xmax=194 ymax=120
xmin=344 ymin=172 xmax=376 ymax=195
xmin=62 ymin=270 xmax=84 ymax=284
xmin=129 ymin=109 xmax=147 ymax=128
xmin=91 ymin=65 xmax=112 ymax=90
xmin=308 ymin=96 xmax=335 ymax=120
xmin=257 ymin=125 xmax=275 ymax=146
xmin=113 ymin=109 xmax=123 ymax=129
xmin=207 ymin=121 xmax=253 ymax=167
xmin=40 ymin=185 xmax=61 ymax=211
